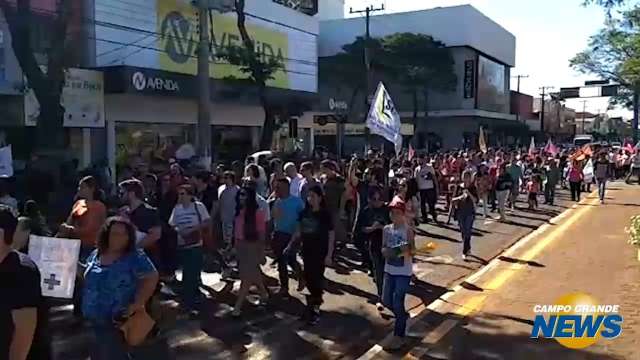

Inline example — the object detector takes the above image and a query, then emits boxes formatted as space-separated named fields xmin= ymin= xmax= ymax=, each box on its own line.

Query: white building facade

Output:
xmin=314 ymin=5 xmax=524 ymax=151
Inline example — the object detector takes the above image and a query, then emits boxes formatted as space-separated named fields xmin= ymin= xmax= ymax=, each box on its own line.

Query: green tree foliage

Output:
xmin=318 ymin=36 xmax=384 ymax=120
xmin=570 ymin=6 xmax=640 ymax=108
xmin=380 ymin=33 xmax=456 ymax=124
xmin=218 ymin=0 xmax=284 ymax=150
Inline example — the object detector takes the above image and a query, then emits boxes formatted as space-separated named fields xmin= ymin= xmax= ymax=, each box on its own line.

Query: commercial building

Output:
xmin=313 ymin=5 xmax=525 ymax=151
xmin=534 ymin=98 xmax=576 ymax=140
xmin=89 ymin=0 xmax=319 ymax=176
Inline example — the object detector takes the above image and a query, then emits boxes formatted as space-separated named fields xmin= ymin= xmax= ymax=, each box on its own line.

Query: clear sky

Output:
xmin=344 ymin=0 xmax=630 ymax=118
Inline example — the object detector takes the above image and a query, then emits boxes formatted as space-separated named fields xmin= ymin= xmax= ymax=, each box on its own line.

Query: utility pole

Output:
xmin=196 ymin=0 xmax=212 ymax=169
xmin=580 ymin=100 xmax=588 ymax=134
xmin=539 ymin=86 xmax=554 ymax=134
xmin=633 ymin=90 xmax=639 ymax=144
xmin=350 ymin=4 xmax=384 ymax=152
xmin=512 ymin=74 xmax=529 ymax=123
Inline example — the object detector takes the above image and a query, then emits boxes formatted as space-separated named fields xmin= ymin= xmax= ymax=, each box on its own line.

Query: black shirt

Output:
xmin=496 ymin=173 xmax=515 ymax=192
xmin=129 ymin=202 xmax=161 ymax=234
xmin=358 ymin=206 xmax=390 ymax=253
xmin=0 ymin=251 xmax=50 ymax=360
xmin=197 ymin=185 xmax=217 ymax=213
xmin=299 ymin=208 xmax=334 ymax=258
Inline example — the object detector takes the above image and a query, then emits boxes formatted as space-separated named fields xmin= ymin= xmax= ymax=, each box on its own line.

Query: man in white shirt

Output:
xmin=284 ymin=162 xmax=303 ymax=198
xmin=415 ymin=154 xmax=439 ymax=224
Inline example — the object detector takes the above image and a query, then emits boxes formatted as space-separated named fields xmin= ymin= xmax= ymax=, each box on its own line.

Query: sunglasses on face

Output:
xmin=178 ymin=192 xmax=189 ymax=196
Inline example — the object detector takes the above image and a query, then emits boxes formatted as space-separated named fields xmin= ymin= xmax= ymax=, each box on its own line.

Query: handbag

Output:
xmin=120 ymin=308 xmax=156 ymax=346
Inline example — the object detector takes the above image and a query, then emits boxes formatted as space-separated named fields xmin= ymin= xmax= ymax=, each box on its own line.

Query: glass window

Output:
xmin=477 ymin=55 xmax=508 ymax=113
xmin=272 ymin=0 xmax=318 ymax=15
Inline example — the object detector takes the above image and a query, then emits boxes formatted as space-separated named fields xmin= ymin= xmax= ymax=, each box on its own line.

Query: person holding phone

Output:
xmin=168 ymin=184 xmax=210 ymax=310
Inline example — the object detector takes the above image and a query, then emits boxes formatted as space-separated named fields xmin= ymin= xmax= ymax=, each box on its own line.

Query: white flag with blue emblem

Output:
xmin=366 ymin=82 xmax=403 ymax=155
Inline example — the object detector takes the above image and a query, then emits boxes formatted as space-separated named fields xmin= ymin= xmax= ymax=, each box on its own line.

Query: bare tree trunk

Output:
xmin=0 ymin=0 xmax=70 ymax=150
xmin=235 ymin=0 xmax=275 ymax=150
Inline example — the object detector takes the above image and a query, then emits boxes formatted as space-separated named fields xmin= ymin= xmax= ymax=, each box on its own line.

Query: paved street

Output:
xmin=363 ymin=182 xmax=640 ymax=360
xmin=49 ymin=188 xmax=584 ymax=360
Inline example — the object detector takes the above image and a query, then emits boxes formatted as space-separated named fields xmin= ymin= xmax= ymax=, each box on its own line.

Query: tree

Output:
xmin=380 ymin=33 xmax=456 ymax=132
xmin=318 ymin=36 xmax=384 ymax=121
xmin=570 ymin=6 xmax=640 ymax=109
xmin=218 ymin=0 xmax=283 ymax=150
xmin=0 ymin=0 xmax=73 ymax=150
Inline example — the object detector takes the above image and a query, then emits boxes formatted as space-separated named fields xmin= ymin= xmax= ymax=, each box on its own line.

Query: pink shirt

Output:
xmin=234 ymin=209 xmax=267 ymax=242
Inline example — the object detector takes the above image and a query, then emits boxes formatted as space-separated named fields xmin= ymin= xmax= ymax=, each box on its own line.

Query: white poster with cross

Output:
xmin=28 ymin=236 xmax=81 ymax=299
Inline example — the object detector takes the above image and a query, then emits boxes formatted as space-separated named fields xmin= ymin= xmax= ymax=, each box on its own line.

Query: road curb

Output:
xmin=357 ymin=191 xmax=598 ymax=360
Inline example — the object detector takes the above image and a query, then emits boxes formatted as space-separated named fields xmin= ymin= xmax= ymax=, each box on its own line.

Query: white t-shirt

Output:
xmin=415 ymin=165 xmax=436 ymax=190
xmin=169 ymin=201 xmax=211 ymax=248
xmin=289 ymin=174 xmax=304 ymax=198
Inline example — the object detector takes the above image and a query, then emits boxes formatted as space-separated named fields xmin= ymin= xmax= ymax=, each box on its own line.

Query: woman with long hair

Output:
xmin=231 ymin=182 xmax=269 ymax=316
xmin=245 ymin=163 xmax=268 ymax=198
xmin=287 ymin=185 xmax=335 ymax=325
xmin=82 ymin=217 xmax=158 ymax=360
xmin=393 ymin=178 xmax=418 ymax=228
xmin=168 ymin=184 xmax=211 ymax=310
xmin=59 ymin=176 xmax=107 ymax=319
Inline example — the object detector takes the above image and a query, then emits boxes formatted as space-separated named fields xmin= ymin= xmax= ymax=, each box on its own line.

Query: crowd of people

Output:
xmin=3 ymin=142 xmax=639 ymax=359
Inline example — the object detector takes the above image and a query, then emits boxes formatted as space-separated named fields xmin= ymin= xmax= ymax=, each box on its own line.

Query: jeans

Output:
xmin=382 ymin=273 xmax=411 ymax=337
xmin=178 ymin=246 xmax=203 ymax=307
xmin=272 ymin=232 xmax=302 ymax=292
xmin=419 ymin=189 xmax=438 ymax=222
xmin=496 ymin=190 xmax=509 ymax=219
xmin=458 ymin=214 xmax=475 ymax=255
xmin=544 ymin=182 xmax=556 ymax=205
xmin=510 ymin=183 xmax=519 ymax=207
xmin=570 ymin=181 xmax=582 ymax=202
xmin=302 ymin=250 xmax=326 ymax=307
xmin=91 ymin=324 xmax=131 ymax=360
xmin=479 ymin=193 xmax=489 ymax=218
xmin=370 ymin=247 xmax=385 ymax=300
xmin=597 ymin=178 xmax=607 ymax=201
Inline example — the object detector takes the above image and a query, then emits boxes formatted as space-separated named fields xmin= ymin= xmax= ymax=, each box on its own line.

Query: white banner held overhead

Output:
xmin=366 ymin=82 xmax=403 ymax=155
xmin=28 ymin=236 xmax=81 ymax=299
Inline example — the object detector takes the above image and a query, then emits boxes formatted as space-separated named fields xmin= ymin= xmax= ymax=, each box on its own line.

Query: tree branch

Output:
xmin=0 ymin=0 xmax=46 ymax=92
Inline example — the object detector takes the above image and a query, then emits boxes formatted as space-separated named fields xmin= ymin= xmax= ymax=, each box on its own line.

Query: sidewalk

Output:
xmin=367 ymin=182 xmax=640 ymax=360
xmin=49 ymin=188 xmax=579 ymax=359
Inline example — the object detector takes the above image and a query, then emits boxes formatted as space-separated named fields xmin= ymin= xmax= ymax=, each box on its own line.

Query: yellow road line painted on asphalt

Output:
xmin=483 ymin=195 xmax=599 ymax=292
xmin=403 ymin=195 xmax=601 ymax=359
xmin=357 ymin=193 xmax=602 ymax=360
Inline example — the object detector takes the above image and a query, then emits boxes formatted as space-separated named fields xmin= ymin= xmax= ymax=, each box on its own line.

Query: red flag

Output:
xmin=408 ymin=144 xmax=416 ymax=161
xmin=624 ymin=141 xmax=635 ymax=154
xmin=544 ymin=139 xmax=559 ymax=156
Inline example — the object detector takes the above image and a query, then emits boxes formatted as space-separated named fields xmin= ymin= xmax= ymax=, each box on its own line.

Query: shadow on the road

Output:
xmin=324 ymin=278 xmax=378 ymax=302
xmin=415 ymin=227 xmax=461 ymax=243
xmin=465 ymin=255 xmax=489 ymax=265
xmin=395 ymin=311 xmax=626 ymax=360
xmin=609 ymin=202 xmax=640 ymax=207
xmin=508 ymin=212 xmax=553 ymax=222
xmin=459 ymin=281 xmax=483 ymax=292
xmin=502 ymin=219 xmax=541 ymax=230
xmin=407 ymin=279 xmax=449 ymax=312
xmin=498 ymin=256 xmax=545 ymax=267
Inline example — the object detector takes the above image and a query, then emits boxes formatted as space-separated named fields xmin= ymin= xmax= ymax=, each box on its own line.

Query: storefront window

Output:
xmin=477 ymin=55 xmax=508 ymax=113
xmin=116 ymin=123 xmax=195 ymax=174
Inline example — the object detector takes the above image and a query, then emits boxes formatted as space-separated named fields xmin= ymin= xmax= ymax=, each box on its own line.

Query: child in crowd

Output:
xmin=527 ymin=174 xmax=541 ymax=210
xmin=381 ymin=198 xmax=415 ymax=351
